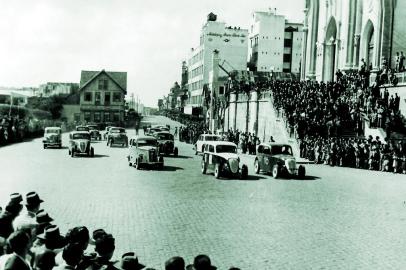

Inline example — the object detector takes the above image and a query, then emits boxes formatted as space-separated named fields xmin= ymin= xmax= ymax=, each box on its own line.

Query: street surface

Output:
xmin=1 ymin=115 xmax=406 ymax=269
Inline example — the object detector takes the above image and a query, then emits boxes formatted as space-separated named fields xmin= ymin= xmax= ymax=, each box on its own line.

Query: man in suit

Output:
xmin=13 ymin=192 xmax=44 ymax=235
xmin=1 ymin=230 xmax=31 ymax=270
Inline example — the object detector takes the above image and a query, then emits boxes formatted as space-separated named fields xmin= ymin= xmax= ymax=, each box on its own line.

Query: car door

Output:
xmin=257 ymin=145 xmax=264 ymax=168
xmin=262 ymin=146 xmax=272 ymax=172
xmin=207 ymin=144 xmax=215 ymax=170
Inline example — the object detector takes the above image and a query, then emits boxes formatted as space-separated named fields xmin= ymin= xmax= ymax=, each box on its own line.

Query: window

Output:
xmin=104 ymin=112 xmax=110 ymax=122
xmin=284 ymin=39 xmax=292 ymax=47
xmin=113 ymin=92 xmax=121 ymax=102
xmin=98 ymin=79 xmax=108 ymax=90
xmin=105 ymin=92 xmax=111 ymax=105
xmin=95 ymin=92 xmax=101 ymax=105
xmin=219 ymin=86 xmax=225 ymax=95
xmin=84 ymin=92 xmax=92 ymax=102
xmin=74 ymin=113 xmax=81 ymax=122
xmin=84 ymin=112 xmax=91 ymax=122
xmin=113 ymin=112 xmax=120 ymax=122
xmin=283 ymin=54 xmax=291 ymax=62
xmin=208 ymin=145 xmax=214 ymax=153
xmin=94 ymin=112 xmax=101 ymax=122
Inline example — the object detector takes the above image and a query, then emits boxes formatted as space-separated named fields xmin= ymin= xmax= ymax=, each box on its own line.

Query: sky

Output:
xmin=0 ymin=0 xmax=304 ymax=107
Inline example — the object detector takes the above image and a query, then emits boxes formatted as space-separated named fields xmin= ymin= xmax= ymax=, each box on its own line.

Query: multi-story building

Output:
xmin=38 ymin=82 xmax=79 ymax=97
xmin=185 ymin=12 xmax=248 ymax=115
xmin=78 ymin=70 xmax=127 ymax=123
xmin=248 ymin=10 xmax=303 ymax=75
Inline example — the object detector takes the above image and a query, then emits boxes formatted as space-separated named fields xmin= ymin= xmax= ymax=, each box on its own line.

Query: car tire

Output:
xmin=109 ymin=139 xmax=113 ymax=147
xmin=201 ymin=159 xmax=207 ymax=174
xmin=298 ymin=165 xmax=306 ymax=179
xmin=58 ymin=144 xmax=62 ymax=149
xmin=174 ymin=147 xmax=178 ymax=157
xmin=254 ymin=159 xmax=260 ymax=174
xmin=135 ymin=158 xmax=141 ymax=170
xmin=90 ymin=148 xmax=94 ymax=157
xmin=43 ymin=144 xmax=47 ymax=149
xmin=68 ymin=149 xmax=71 ymax=155
xmin=214 ymin=163 xmax=222 ymax=179
xmin=272 ymin=165 xmax=279 ymax=179
xmin=71 ymin=149 xmax=75 ymax=158
xmin=241 ymin=164 xmax=248 ymax=179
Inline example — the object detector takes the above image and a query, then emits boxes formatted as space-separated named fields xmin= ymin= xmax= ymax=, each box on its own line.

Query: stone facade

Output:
xmin=302 ymin=0 xmax=404 ymax=82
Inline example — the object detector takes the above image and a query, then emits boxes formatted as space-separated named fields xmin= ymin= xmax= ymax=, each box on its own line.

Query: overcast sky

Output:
xmin=0 ymin=0 xmax=304 ymax=107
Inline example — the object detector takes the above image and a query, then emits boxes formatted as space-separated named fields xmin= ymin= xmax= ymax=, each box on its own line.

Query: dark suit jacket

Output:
xmin=4 ymin=254 xmax=31 ymax=270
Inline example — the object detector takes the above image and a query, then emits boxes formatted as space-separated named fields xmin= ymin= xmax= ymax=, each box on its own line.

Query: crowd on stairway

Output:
xmin=0 ymin=192 xmax=241 ymax=270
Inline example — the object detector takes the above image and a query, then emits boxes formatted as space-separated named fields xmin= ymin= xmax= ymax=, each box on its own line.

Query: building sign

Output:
xmin=207 ymin=32 xmax=247 ymax=38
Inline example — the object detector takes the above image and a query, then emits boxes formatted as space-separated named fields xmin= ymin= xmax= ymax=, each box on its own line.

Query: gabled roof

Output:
xmin=79 ymin=70 xmax=127 ymax=93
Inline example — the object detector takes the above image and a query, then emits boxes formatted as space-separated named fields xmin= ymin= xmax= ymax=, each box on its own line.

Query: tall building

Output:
xmin=185 ymin=12 xmax=248 ymax=115
xmin=302 ymin=0 xmax=405 ymax=82
xmin=248 ymin=10 xmax=303 ymax=75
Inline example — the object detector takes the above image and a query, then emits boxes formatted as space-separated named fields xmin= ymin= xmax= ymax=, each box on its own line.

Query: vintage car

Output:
xmin=194 ymin=134 xmax=222 ymax=155
xmin=76 ymin=126 xmax=90 ymax=133
xmin=254 ymin=143 xmax=305 ymax=179
xmin=106 ymin=127 xmax=128 ymax=147
xmin=68 ymin=131 xmax=94 ymax=157
xmin=127 ymin=136 xmax=164 ymax=170
xmin=43 ymin=127 xmax=62 ymax=148
xmin=87 ymin=125 xmax=102 ymax=140
xmin=145 ymin=127 xmax=163 ymax=136
xmin=201 ymin=141 xmax=248 ymax=179
xmin=153 ymin=131 xmax=178 ymax=156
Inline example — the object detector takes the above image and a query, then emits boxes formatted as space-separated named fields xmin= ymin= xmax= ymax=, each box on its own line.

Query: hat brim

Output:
xmin=36 ymin=235 xmax=66 ymax=249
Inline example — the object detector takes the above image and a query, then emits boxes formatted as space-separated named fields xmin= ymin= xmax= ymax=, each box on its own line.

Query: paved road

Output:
xmin=1 ymin=115 xmax=406 ymax=269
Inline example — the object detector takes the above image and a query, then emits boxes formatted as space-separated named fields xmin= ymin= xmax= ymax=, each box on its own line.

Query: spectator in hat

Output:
xmin=192 ymin=255 xmax=216 ymax=270
xmin=33 ymin=249 xmax=56 ymax=270
xmin=33 ymin=225 xmax=66 ymax=260
xmin=165 ymin=256 xmax=184 ymax=270
xmin=86 ymin=233 xmax=116 ymax=270
xmin=118 ymin=252 xmax=145 ymax=270
xmin=13 ymin=191 xmax=44 ymax=233
xmin=1 ymin=231 xmax=31 ymax=270
xmin=56 ymin=226 xmax=94 ymax=269
xmin=0 ymin=197 xmax=23 ymax=240
xmin=35 ymin=210 xmax=53 ymax=235
xmin=89 ymin=229 xmax=107 ymax=246
xmin=53 ymin=243 xmax=83 ymax=270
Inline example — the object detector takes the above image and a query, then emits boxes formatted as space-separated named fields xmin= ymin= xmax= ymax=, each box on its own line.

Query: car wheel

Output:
xmin=135 ymin=158 xmax=141 ymax=170
xmin=214 ymin=163 xmax=222 ymax=179
xmin=298 ymin=165 xmax=306 ymax=179
xmin=201 ymin=159 xmax=207 ymax=174
xmin=43 ymin=144 xmax=47 ymax=149
xmin=240 ymin=164 xmax=248 ymax=179
xmin=254 ymin=159 xmax=260 ymax=174
xmin=90 ymin=148 xmax=94 ymax=157
xmin=71 ymin=149 xmax=75 ymax=158
xmin=174 ymin=147 xmax=178 ymax=157
xmin=272 ymin=165 xmax=279 ymax=179
xmin=68 ymin=149 xmax=71 ymax=155
xmin=109 ymin=139 xmax=113 ymax=147
xmin=58 ymin=144 xmax=62 ymax=149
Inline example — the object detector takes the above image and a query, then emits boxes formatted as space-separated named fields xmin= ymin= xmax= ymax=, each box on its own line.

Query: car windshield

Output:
xmin=271 ymin=145 xmax=293 ymax=155
xmin=72 ymin=133 xmax=90 ymax=140
xmin=111 ymin=128 xmax=125 ymax=133
xmin=45 ymin=129 xmax=60 ymax=134
xmin=156 ymin=133 xmax=173 ymax=140
xmin=76 ymin=127 xmax=89 ymax=132
xmin=205 ymin=136 xmax=220 ymax=141
xmin=216 ymin=145 xmax=237 ymax=153
xmin=137 ymin=139 xmax=157 ymax=147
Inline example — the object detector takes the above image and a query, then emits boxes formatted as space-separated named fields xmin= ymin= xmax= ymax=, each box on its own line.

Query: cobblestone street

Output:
xmin=1 ymin=116 xmax=406 ymax=269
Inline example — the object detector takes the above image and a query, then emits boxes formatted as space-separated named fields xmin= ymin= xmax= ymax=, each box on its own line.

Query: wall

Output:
xmin=61 ymin=105 xmax=80 ymax=123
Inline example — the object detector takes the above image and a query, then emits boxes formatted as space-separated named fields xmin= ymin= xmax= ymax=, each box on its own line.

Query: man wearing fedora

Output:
xmin=31 ymin=224 xmax=66 ymax=266
xmin=190 ymin=255 xmax=217 ymax=270
xmin=13 ymin=192 xmax=44 ymax=234
xmin=85 ymin=233 xmax=117 ymax=270
xmin=165 ymin=256 xmax=184 ymax=270
xmin=0 ymin=193 xmax=24 ymax=240
xmin=116 ymin=252 xmax=145 ymax=270
xmin=0 ymin=231 xmax=31 ymax=270
xmin=35 ymin=210 xmax=54 ymax=236
xmin=53 ymin=243 xmax=83 ymax=270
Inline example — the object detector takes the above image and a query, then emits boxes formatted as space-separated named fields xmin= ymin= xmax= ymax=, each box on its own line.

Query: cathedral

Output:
xmin=302 ymin=0 xmax=406 ymax=82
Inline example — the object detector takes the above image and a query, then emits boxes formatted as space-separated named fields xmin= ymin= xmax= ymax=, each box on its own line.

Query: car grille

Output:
xmin=229 ymin=158 xmax=239 ymax=173
xmin=149 ymin=150 xmax=156 ymax=161
xmin=286 ymin=159 xmax=296 ymax=171
xmin=79 ymin=142 xmax=86 ymax=152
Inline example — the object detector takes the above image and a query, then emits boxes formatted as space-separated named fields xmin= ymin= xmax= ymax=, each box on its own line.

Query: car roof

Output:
xmin=45 ymin=127 xmax=61 ymax=130
xmin=130 ymin=135 xmax=157 ymax=140
xmin=110 ymin=126 xmax=124 ymax=129
xmin=155 ymin=131 xmax=171 ymax=134
xmin=205 ymin=141 xmax=237 ymax=147
xmin=260 ymin=143 xmax=291 ymax=147
xmin=71 ymin=131 xmax=90 ymax=135
xmin=76 ymin=125 xmax=88 ymax=128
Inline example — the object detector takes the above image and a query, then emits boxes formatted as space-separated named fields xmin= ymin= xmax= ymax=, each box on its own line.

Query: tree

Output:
xmin=26 ymin=95 xmax=65 ymax=119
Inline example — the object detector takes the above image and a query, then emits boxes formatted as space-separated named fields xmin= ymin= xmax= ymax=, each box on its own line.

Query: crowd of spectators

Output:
xmin=0 ymin=192 xmax=241 ymax=270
